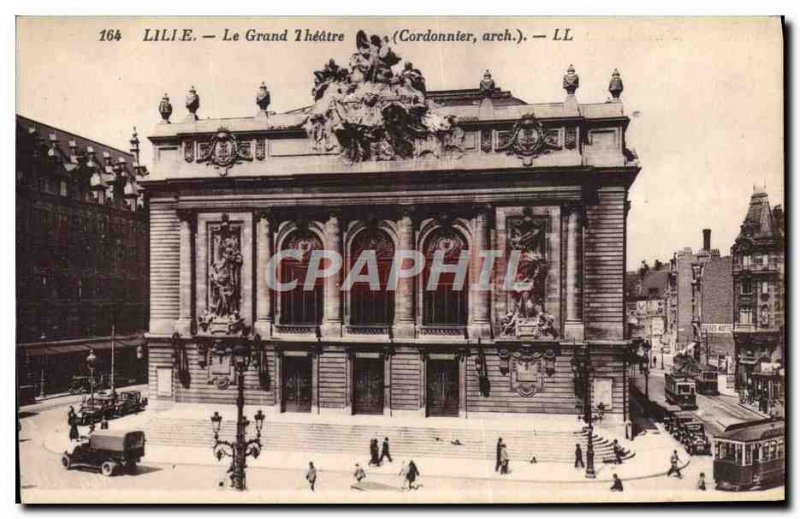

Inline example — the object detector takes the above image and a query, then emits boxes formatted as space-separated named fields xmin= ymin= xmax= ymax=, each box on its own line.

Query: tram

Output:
xmin=694 ymin=366 xmax=719 ymax=396
xmin=664 ymin=372 xmax=697 ymax=409
xmin=713 ymin=418 xmax=784 ymax=491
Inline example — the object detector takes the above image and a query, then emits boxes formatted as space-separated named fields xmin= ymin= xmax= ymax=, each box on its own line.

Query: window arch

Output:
xmin=349 ymin=228 xmax=395 ymax=326
xmin=422 ymin=228 xmax=468 ymax=326
xmin=280 ymin=229 xmax=324 ymax=326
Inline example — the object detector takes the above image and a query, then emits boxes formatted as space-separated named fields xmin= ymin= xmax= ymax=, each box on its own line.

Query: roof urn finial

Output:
xmin=563 ymin=64 xmax=579 ymax=96
xmin=609 ymin=69 xmax=624 ymax=100
xmin=186 ymin=86 xmax=200 ymax=121
xmin=158 ymin=93 xmax=172 ymax=123
xmin=479 ymin=69 xmax=496 ymax=97
xmin=256 ymin=82 xmax=271 ymax=117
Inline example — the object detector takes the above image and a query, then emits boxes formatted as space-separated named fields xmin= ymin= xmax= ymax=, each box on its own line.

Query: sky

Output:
xmin=16 ymin=17 xmax=784 ymax=269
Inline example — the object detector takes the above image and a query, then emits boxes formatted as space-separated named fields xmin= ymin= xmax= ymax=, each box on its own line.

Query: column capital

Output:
xmin=176 ymin=208 xmax=196 ymax=224
xmin=256 ymin=208 xmax=275 ymax=224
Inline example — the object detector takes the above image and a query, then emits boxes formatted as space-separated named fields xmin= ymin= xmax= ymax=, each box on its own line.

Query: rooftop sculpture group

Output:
xmin=304 ymin=30 xmax=464 ymax=162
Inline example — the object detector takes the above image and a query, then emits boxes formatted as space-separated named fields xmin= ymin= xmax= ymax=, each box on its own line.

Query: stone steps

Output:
xmin=144 ymin=417 xmax=633 ymax=463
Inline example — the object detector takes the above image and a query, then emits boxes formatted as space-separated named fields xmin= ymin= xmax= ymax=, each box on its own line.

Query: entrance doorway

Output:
xmin=353 ymin=357 xmax=384 ymax=415
xmin=283 ymin=356 xmax=312 ymax=412
xmin=426 ymin=358 xmax=459 ymax=417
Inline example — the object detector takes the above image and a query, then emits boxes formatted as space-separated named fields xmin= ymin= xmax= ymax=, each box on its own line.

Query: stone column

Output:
xmin=469 ymin=205 xmax=492 ymax=340
xmin=564 ymin=205 xmax=585 ymax=340
xmin=394 ymin=206 xmax=416 ymax=339
xmin=255 ymin=210 xmax=273 ymax=338
xmin=176 ymin=210 xmax=194 ymax=335
xmin=321 ymin=211 xmax=342 ymax=337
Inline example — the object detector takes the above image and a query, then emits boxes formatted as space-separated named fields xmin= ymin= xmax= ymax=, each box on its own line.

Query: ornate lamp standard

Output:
xmin=571 ymin=344 xmax=595 ymax=478
xmin=209 ymin=339 xmax=265 ymax=491
xmin=86 ymin=349 xmax=97 ymax=409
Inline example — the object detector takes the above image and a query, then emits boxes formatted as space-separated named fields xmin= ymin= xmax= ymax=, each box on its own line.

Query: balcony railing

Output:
xmin=345 ymin=325 xmax=390 ymax=336
xmin=419 ymin=325 xmax=468 ymax=338
xmin=274 ymin=324 xmax=318 ymax=335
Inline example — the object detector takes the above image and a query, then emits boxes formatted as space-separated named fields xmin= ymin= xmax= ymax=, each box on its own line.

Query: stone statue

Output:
xmin=303 ymin=30 xmax=463 ymax=163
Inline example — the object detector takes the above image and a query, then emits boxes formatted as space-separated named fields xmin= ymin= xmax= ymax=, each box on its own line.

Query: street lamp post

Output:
xmin=210 ymin=339 xmax=265 ymax=491
xmin=86 ymin=349 xmax=97 ymax=409
xmin=572 ymin=344 xmax=595 ymax=479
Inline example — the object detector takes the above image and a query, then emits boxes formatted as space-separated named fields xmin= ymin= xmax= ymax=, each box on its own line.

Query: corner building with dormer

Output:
xmin=143 ymin=41 xmax=640 ymax=435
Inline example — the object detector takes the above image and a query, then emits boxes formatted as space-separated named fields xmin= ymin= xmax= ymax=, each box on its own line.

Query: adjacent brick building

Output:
xmin=667 ymin=229 xmax=734 ymax=377
xmin=16 ymin=115 xmax=149 ymax=399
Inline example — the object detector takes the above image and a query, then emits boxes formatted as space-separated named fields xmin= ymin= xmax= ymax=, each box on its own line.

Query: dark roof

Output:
xmin=736 ymin=190 xmax=781 ymax=243
xmin=625 ymin=269 xmax=669 ymax=300
xmin=16 ymin=114 xmax=134 ymax=162
xmin=718 ymin=418 xmax=784 ymax=442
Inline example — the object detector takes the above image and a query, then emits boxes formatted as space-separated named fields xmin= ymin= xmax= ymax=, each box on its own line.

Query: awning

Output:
xmin=18 ymin=336 xmax=145 ymax=357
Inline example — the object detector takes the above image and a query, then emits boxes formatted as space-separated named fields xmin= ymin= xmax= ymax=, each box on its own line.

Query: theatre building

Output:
xmin=143 ymin=36 xmax=640 ymax=432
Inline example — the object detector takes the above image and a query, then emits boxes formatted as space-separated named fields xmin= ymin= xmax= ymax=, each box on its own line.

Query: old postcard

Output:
xmin=15 ymin=16 xmax=785 ymax=504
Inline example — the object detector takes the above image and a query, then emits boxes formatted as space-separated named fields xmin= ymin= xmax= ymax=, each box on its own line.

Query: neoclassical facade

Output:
xmin=143 ymin=37 xmax=640 ymax=425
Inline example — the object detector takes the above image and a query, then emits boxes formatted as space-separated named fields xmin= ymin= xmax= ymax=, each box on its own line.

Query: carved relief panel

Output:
xmin=495 ymin=206 xmax=561 ymax=339
xmin=196 ymin=212 xmax=253 ymax=335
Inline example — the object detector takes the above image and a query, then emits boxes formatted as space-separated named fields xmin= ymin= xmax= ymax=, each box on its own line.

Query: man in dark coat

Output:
xmin=369 ymin=439 xmax=380 ymax=466
xmin=613 ymin=439 xmax=623 ymax=464
xmin=574 ymin=443 xmax=584 ymax=468
xmin=380 ymin=437 xmax=392 ymax=463
xmin=495 ymin=437 xmax=504 ymax=472
xmin=68 ymin=406 xmax=79 ymax=441
xmin=610 ymin=473 xmax=624 ymax=491
xmin=404 ymin=460 xmax=420 ymax=490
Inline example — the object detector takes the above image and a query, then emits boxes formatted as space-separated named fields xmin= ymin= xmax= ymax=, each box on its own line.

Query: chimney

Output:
xmin=702 ymin=229 xmax=711 ymax=252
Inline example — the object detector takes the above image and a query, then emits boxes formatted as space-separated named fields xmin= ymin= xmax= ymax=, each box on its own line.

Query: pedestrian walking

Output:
xmin=610 ymin=473 xmax=624 ymax=492
xmin=352 ymin=463 xmax=366 ymax=489
xmin=574 ymin=443 xmax=584 ymax=468
xmin=404 ymin=460 xmax=420 ymax=490
xmin=697 ymin=472 xmax=707 ymax=491
xmin=666 ymin=449 xmax=682 ymax=478
xmin=369 ymin=438 xmax=380 ymax=466
xmin=380 ymin=436 xmax=393 ymax=463
xmin=495 ymin=437 xmax=504 ymax=472
xmin=499 ymin=442 xmax=510 ymax=474
xmin=613 ymin=439 xmax=623 ymax=464
xmin=68 ymin=406 xmax=79 ymax=442
xmin=100 ymin=415 xmax=109 ymax=430
xmin=306 ymin=461 xmax=317 ymax=491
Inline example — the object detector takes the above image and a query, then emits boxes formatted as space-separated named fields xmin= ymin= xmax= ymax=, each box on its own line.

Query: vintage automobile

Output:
xmin=713 ymin=418 xmax=784 ymax=490
xmin=62 ymin=430 xmax=146 ymax=476
xmin=681 ymin=421 xmax=711 ymax=455
xmin=671 ymin=414 xmax=695 ymax=440
xmin=664 ymin=409 xmax=694 ymax=435
xmin=113 ymin=391 xmax=148 ymax=417
xmin=77 ymin=394 xmax=116 ymax=425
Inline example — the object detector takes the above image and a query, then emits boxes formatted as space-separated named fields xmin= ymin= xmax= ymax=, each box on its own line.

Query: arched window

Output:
xmin=280 ymin=230 xmax=324 ymax=326
xmin=349 ymin=228 xmax=395 ymax=326
xmin=422 ymin=228 xmax=468 ymax=326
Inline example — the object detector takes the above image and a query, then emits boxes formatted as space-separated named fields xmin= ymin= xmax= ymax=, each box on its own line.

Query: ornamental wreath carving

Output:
xmin=197 ymin=127 xmax=253 ymax=175
xmin=303 ymin=30 xmax=465 ymax=162
xmin=497 ymin=113 xmax=560 ymax=166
